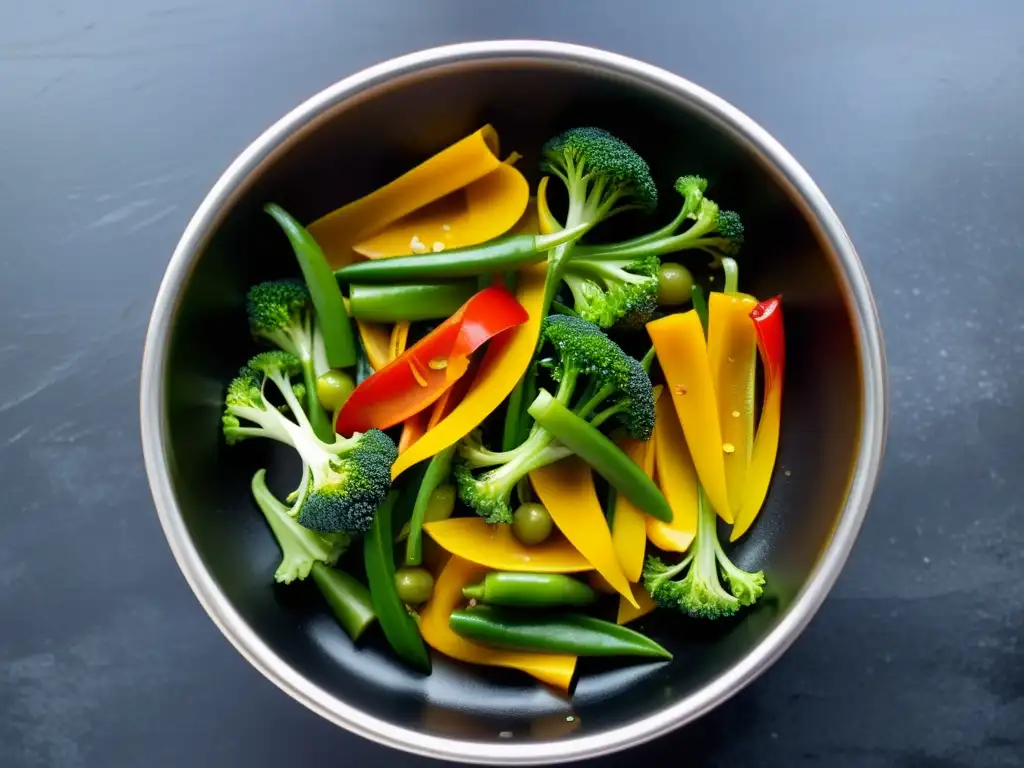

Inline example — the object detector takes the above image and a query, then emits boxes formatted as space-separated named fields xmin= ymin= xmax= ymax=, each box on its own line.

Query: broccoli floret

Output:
xmin=297 ymin=428 xmax=398 ymax=534
xmin=536 ymin=128 xmax=657 ymax=315
xmin=642 ymin=487 xmax=764 ymax=619
xmin=570 ymin=176 xmax=746 ymax=294
xmin=542 ymin=127 xmax=658 ymax=219
xmin=222 ymin=353 xmax=397 ymax=535
xmin=562 ymin=253 xmax=660 ymax=328
xmin=250 ymin=468 xmax=349 ymax=584
xmin=455 ymin=315 xmax=653 ymax=523
xmin=246 ymin=280 xmax=333 ymax=441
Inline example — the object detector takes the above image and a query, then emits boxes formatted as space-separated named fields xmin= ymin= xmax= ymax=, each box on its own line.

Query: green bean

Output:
xmin=363 ymin=492 xmax=431 ymax=672
xmin=527 ymin=390 xmax=673 ymax=522
xmin=334 ymin=223 xmax=589 ymax=284
xmin=310 ymin=563 xmax=376 ymax=641
xmin=348 ymin=282 xmax=476 ymax=322
xmin=404 ymin=446 xmax=455 ymax=567
xmin=265 ymin=204 xmax=357 ymax=368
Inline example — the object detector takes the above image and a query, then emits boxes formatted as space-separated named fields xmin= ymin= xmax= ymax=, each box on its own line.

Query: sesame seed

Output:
xmin=723 ymin=442 xmax=736 ymax=454
xmin=432 ymin=241 xmax=445 ymax=252
xmin=674 ymin=385 xmax=687 ymax=395
xmin=442 ymin=224 xmax=451 ymax=231
xmin=731 ymin=410 xmax=741 ymax=417
xmin=428 ymin=357 xmax=448 ymax=370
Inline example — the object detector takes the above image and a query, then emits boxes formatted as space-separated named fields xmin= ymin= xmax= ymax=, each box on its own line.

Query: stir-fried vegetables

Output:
xmin=220 ymin=124 xmax=786 ymax=694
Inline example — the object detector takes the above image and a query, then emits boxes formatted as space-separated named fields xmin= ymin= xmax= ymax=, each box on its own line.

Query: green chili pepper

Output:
xmin=310 ymin=563 xmax=376 ymax=641
xmin=334 ymin=223 xmax=589 ymax=284
xmin=527 ymin=390 xmax=673 ymax=522
xmin=347 ymin=281 xmax=477 ymax=322
xmin=363 ymin=492 xmax=431 ymax=673
xmin=265 ymin=203 xmax=357 ymax=369
xmin=404 ymin=445 xmax=455 ymax=567
xmin=462 ymin=572 xmax=597 ymax=608
xmin=449 ymin=606 xmax=672 ymax=659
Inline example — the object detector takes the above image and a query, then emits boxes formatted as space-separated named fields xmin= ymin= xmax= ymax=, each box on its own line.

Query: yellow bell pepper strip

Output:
xmin=309 ymin=126 xmax=507 ymax=267
xmin=646 ymin=310 xmax=733 ymax=523
xmin=732 ymin=296 xmax=786 ymax=541
xmin=336 ymin=286 xmax=527 ymax=435
xmin=352 ymin=160 xmax=529 ymax=260
xmin=647 ymin=392 xmax=698 ymax=553
xmin=423 ymin=517 xmax=592 ymax=573
xmin=611 ymin=438 xmax=650 ymax=583
xmin=530 ymin=457 xmax=639 ymax=607
xmin=536 ymin=176 xmax=562 ymax=235
xmin=419 ymin=556 xmax=577 ymax=692
xmin=358 ymin=321 xmax=392 ymax=371
xmin=708 ymin=292 xmax=759 ymax=522
xmin=390 ymin=263 xmax=548 ymax=478
xmin=616 ymin=584 xmax=658 ymax=626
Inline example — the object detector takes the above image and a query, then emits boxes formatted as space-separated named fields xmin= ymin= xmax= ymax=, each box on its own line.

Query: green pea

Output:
xmin=512 ymin=502 xmax=554 ymax=546
xmin=395 ymin=566 xmax=434 ymax=605
xmin=316 ymin=369 xmax=355 ymax=411
xmin=657 ymin=262 xmax=694 ymax=306
xmin=425 ymin=484 xmax=456 ymax=523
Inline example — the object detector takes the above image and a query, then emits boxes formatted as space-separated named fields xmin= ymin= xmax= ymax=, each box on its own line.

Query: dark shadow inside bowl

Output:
xmin=161 ymin=59 xmax=863 ymax=744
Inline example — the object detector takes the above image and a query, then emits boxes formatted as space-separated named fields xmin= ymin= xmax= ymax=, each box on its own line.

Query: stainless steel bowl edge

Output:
xmin=140 ymin=39 xmax=888 ymax=765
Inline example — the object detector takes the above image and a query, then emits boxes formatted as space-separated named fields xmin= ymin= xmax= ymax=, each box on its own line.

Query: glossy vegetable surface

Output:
xmin=311 ymin=563 xmax=376 ymax=641
xmin=419 ymin=556 xmax=577 ymax=690
xmin=449 ymin=606 xmax=672 ymax=659
xmin=265 ymin=204 xmax=356 ymax=369
xmin=462 ymin=572 xmax=597 ymax=607
xmin=424 ymin=517 xmax=592 ymax=573
xmin=363 ymin=493 xmax=431 ymax=672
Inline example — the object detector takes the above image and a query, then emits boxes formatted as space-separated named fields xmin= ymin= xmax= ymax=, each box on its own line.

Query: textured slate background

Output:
xmin=2 ymin=1 xmax=1022 ymax=766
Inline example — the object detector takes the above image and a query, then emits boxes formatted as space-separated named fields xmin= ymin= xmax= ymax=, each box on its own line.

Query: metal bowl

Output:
xmin=141 ymin=41 xmax=886 ymax=765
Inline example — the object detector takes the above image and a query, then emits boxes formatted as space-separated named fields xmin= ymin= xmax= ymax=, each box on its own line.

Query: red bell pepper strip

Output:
xmin=731 ymin=296 xmax=785 ymax=541
xmin=335 ymin=286 xmax=527 ymax=435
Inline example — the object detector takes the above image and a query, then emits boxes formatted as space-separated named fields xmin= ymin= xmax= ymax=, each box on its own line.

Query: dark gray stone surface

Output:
xmin=1 ymin=1 xmax=1021 ymax=766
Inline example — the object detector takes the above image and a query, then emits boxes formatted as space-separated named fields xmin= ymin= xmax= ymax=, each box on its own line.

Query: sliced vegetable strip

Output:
xmin=646 ymin=311 xmax=733 ymax=523
xmin=424 ymin=517 xmax=592 ymax=573
xmin=527 ymin=391 xmax=673 ymax=524
xmin=352 ymin=160 xmax=529 ymax=260
xmin=708 ymin=292 xmax=758 ymax=520
xmin=419 ymin=556 xmax=577 ymax=691
xmin=404 ymin=445 xmax=455 ymax=567
xmin=390 ymin=264 xmax=547 ymax=478
xmin=359 ymin=321 xmax=392 ymax=371
xmin=732 ymin=296 xmax=785 ymax=541
xmin=335 ymin=224 xmax=587 ymax=283
xmin=264 ymin=204 xmax=357 ymax=369
xmin=611 ymin=437 xmax=650 ymax=583
xmin=616 ymin=584 xmax=658 ymax=626
xmin=309 ymin=126 xmax=507 ymax=267
xmin=363 ymin=493 xmax=431 ymax=673
xmin=648 ymin=393 xmax=699 ymax=553
xmin=530 ymin=458 xmax=638 ymax=607
xmin=348 ymin=282 xmax=478 ymax=322
xmin=335 ymin=286 xmax=527 ymax=435
xmin=462 ymin=572 xmax=597 ymax=607
xmin=310 ymin=563 xmax=376 ymax=642
xmin=449 ymin=606 xmax=671 ymax=659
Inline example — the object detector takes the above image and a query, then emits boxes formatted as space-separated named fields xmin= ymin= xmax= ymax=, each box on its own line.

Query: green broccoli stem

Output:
xmin=717 ymin=256 xmax=739 ymax=294
xmin=251 ymin=469 xmax=338 ymax=584
xmin=347 ymin=281 xmax=477 ymax=322
xmin=527 ymin=389 xmax=672 ymax=522
xmin=310 ymin=562 xmax=376 ymax=642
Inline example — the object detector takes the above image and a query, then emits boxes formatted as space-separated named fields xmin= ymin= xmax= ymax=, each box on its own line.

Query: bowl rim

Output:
xmin=140 ymin=39 xmax=888 ymax=765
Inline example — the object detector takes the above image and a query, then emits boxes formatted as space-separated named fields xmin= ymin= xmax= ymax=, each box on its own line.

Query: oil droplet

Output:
xmin=722 ymin=442 xmax=736 ymax=454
